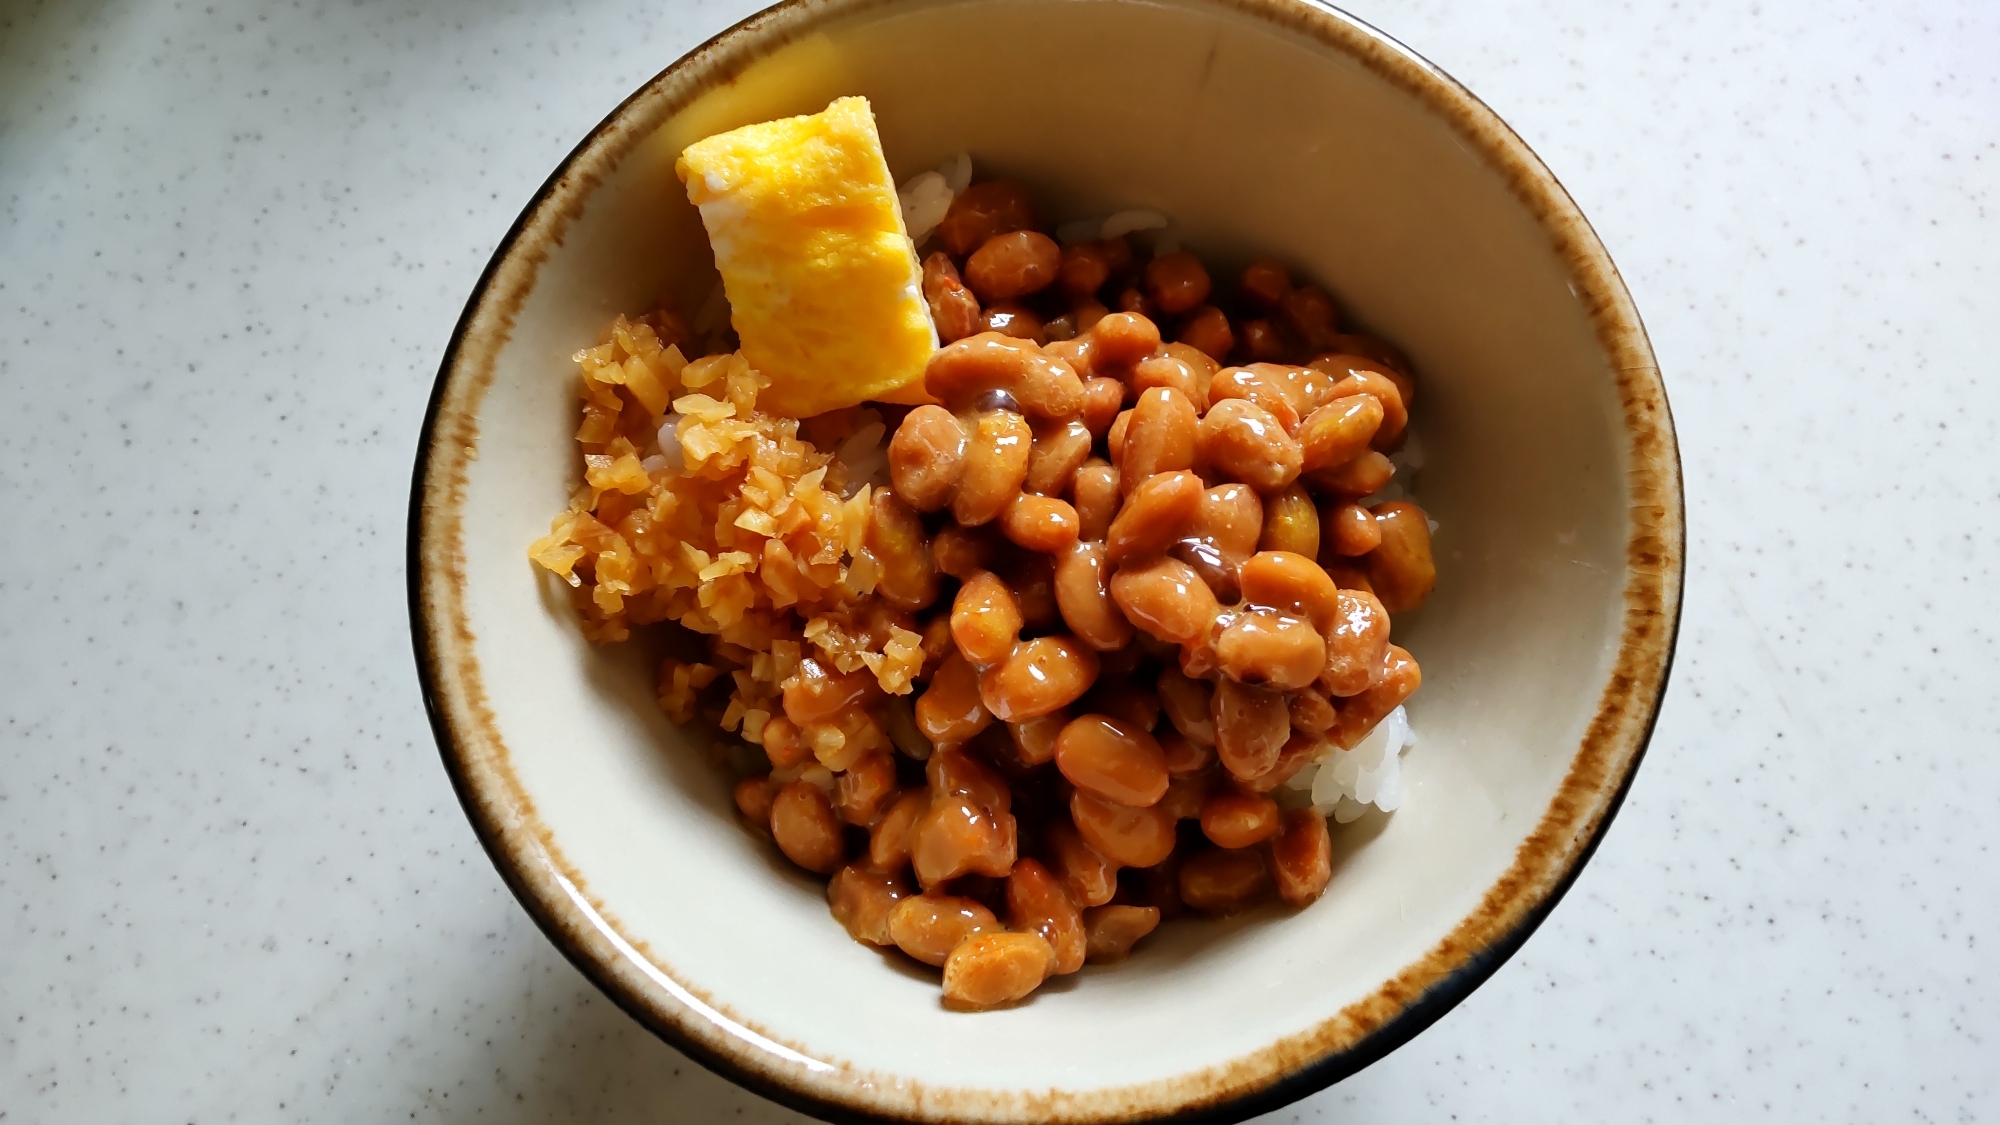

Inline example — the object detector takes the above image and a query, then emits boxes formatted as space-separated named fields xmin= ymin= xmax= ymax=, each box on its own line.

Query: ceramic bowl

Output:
xmin=410 ymin=0 xmax=1683 ymax=1119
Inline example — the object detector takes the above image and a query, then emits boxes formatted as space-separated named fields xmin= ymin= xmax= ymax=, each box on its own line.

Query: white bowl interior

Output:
xmin=447 ymin=0 xmax=1635 ymax=1105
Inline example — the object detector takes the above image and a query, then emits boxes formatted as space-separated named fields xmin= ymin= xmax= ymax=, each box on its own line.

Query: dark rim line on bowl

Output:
xmin=406 ymin=0 xmax=1685 ymax=1120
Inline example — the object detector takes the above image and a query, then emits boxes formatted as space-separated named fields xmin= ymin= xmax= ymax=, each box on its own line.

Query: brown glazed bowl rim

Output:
xmin=408 ymin=0 xmax=1684 ymax=1120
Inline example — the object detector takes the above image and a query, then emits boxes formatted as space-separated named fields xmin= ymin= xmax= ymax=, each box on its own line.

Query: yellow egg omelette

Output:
xmin=676 ymin=96 xmax=937 ymax=418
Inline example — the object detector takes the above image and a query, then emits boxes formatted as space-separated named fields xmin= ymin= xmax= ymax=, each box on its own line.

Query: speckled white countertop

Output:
xmin=3 ymin=0 xmax=1996 ymax=1119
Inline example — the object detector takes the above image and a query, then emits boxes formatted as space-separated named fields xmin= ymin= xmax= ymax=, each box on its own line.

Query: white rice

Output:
xmin=1058 ymin=208 xmax=1173 ymax=246
xmin=938 ymin=151 xmax=973 ymax=195
xmin=899 ymin=160 xmax=1177 ymax=256
xmin=1100 ymin=208 xmax=1170 ymax=239
xmin=834 ymin=420 xmax=889 ymax=496
xmin=898 ymin=172 xmax=953 ymax=246
xmin=653 ymin=414 xmax=685 ymax=472
xmin=898 ymin=152 xmax=972 ymax=248
xmin=1286 ymin=706 xmax=1416 ymax=823
xmin=1365 ymin=429 xmax=1427 ymax=507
